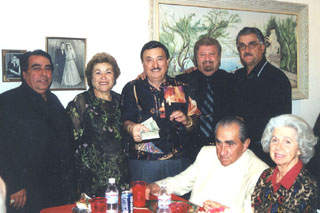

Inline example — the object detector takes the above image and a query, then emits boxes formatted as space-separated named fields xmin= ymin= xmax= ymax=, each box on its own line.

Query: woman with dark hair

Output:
xmin=66 ymin=52 xmax=128 ymax=197
xmin=251 ymin=114 xmax=319 ymax=212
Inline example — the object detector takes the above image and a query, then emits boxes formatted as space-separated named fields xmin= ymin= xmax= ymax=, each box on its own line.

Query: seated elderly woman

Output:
xmin=66 ymin=52 xmax=129 ymax=197
xmin=251 ymin=114 xmax=319 ymax=212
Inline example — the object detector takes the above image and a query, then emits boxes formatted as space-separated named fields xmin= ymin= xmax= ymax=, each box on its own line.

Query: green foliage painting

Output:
xmin=159 ymin=3 xmax=298 ymax=88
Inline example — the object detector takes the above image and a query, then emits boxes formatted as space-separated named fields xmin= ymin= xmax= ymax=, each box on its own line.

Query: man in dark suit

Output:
xmin=176 ymin=37 xmax=235 ymax=161
xmin=54 ymin=42 xmax=66 ymax=83
xmin=0 ymin=50 xmax=74 ymax=212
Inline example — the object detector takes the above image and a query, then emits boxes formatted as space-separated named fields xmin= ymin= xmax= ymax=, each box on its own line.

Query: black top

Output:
xmin=176 ymin=69 xmax=235 ymax=147
xmin=121 ymin=76 xmax=200 ymax=160
xmin=233 ymin=57 xmax=292 ymax=164
xmin=0 ymin=83 xmax=74 ymax=211
xmin=306 ymin=113 xmax=320 ymax=209
xmin=66 ymin=88 xmax=129 ymax=196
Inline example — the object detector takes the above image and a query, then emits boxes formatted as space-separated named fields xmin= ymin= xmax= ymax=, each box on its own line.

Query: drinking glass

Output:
xmin=90 ymin=197 xmax=107 ymax=213
xmin=132 ymin=180 xmax=147 ymax=207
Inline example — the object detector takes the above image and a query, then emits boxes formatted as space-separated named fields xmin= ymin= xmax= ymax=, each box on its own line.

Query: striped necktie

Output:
xmin=199 ymin=81 xmax=214 ymax=142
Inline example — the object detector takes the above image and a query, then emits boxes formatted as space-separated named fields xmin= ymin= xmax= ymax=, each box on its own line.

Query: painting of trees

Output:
xmin=159 ymin=6 xmax=240 ymax=76
xmin=153 ymin=0 xmax=308 ymax=99
xmin=265 ymin=16 xmax=297 ymax=74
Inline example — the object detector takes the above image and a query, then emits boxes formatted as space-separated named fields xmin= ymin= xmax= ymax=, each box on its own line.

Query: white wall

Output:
xmin=0 ymin=0 xmax=319 ymax=126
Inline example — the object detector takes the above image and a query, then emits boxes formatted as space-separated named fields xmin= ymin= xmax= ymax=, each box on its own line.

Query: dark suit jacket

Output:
xmin=55 ymin=48 xmax=66 ymax=80
xmin=176 ymin=69 xmax=235 ymax=160
xmin=0 ymin=83 xmax=74 ymax=212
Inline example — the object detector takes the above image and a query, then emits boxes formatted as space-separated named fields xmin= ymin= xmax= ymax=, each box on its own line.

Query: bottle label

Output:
xmin=106 ymin=192 xmax=119 ymax=204
xmin=158 ymin=194 xmax=171 ymax=209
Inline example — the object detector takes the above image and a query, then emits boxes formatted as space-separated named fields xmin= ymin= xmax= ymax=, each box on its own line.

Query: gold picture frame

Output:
xmin=149 ymin=0 xmax=309 ymax=100
xmin=2 ymin=49 xmax=26 ymax=82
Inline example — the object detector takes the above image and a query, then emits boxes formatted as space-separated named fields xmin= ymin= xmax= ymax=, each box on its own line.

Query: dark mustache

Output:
xmin=202 ymin=60 xmax=213 ymax=64
xmin=151 ymin=67 xmax=161 ymax=71
xmin=244 ymin=52 xmax=253 ymax=57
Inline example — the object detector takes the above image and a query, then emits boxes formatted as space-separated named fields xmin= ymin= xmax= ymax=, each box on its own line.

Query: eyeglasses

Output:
xmin=237 ymin=41 xmax=260 ymax=50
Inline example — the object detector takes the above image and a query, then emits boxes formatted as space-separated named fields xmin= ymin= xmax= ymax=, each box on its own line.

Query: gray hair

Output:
xmin=261 ymin=114 xmax=318 ymax=164
xmin=236 ymin=27 xmax=265 ymax=46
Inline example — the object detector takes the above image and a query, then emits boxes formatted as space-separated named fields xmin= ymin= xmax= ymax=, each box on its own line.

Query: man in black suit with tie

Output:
xmin=176 ymin=37 xmax=235 ymax=161
xmin=54 ymin=42 xmax=66 ymax=83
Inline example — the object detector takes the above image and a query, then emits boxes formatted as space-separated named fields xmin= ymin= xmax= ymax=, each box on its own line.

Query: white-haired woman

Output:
xmin=251 ymin=114 xmax=319 ymax=212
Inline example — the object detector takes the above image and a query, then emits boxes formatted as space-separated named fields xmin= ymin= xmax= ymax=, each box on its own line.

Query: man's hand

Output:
xmin=184 ymin=67 xmax=197 ymax=74
xmin=203 ymin=200 xmax=229 ymax=212
xmin=145 ymin=183 xmax=160 ymax=200
xmin=136 ymin=72 xmax=146 ymax=80
xmin=10 ymin=188 xmax=27 ymax=209
xmin=127 ymin=123 xmax=149 ymax=142
xmin=170 ymin=110 xmax=188 ymax=125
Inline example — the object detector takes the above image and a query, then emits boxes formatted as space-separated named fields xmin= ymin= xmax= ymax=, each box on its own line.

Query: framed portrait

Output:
xmin=2 ymin=49 xmax=26 ymax=82
xmin=149 ymin=0 xmax=309 ymax=99
xmin=46 ymin=37 xmax=87 ymax=90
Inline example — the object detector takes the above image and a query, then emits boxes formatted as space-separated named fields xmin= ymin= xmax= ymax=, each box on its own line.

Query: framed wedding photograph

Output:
xmin=46 ymin=37 xmax=87 ymax=90
xmin=149 ymin=0 xmax=309 ymax=99
xmin=2 ymin=49 xmax=26 ymax=82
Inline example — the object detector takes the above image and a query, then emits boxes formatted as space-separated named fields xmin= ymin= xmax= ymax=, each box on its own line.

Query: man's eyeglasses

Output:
xmin=237 ymin=41 xmax=260 ymax=50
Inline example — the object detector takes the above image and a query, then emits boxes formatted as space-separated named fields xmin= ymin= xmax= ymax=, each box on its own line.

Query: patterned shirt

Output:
xmin=66 ymin=88 xmax=129 ymax=196
xmin=121 ymin=76 xmax=200 ymax=159
xmin=251 ymin=164 xmax=319 ymax=212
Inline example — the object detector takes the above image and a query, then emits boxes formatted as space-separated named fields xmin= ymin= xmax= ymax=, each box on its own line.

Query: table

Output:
xmin=40 ymin=194 xmax=202 ymax=212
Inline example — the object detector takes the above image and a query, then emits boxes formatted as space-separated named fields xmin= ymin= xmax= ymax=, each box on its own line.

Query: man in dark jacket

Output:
xmin=0 ymin=50 xmax=74 ymax=212
xmin=176 ymin=37 xmax=234 ymax=161
xmin=233 ymin=27 xmax=292 ymax=166
xmin=54 ymin=42 xmax=66 ymax=83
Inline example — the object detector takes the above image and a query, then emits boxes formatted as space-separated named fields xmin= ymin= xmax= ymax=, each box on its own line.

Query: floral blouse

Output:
xmin=251 ymin=166 xmax=319 ymax=212
xmin=66 ymin=88 xmax=129 ymax=196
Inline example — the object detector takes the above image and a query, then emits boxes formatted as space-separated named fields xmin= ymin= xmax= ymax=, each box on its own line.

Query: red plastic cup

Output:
xmin=170 ymin=202 xmax=188 ymax=213
xmin=132 ymin=180 xmax=146 ymax=207
xmin=90 ymin=197 xmax=107 ymax=213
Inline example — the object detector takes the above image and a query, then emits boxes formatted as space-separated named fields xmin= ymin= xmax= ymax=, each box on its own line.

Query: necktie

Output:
xmin=199 ymin=80 xmax=214 ymax=142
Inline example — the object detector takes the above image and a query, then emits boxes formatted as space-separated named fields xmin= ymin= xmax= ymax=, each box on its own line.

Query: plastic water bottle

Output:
xmin=105 ymin=178 xmax=119 ymax=212
xmin=157 ymin=183 xmax=172 ymax=213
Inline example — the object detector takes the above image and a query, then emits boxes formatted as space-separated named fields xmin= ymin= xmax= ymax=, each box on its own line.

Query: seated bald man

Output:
xmin=145 ymin=116 xmax=268 ymax=212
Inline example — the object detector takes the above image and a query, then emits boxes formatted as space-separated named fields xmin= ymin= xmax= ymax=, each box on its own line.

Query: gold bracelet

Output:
xmin=185 ymin=117 xmax=193 ymax=128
